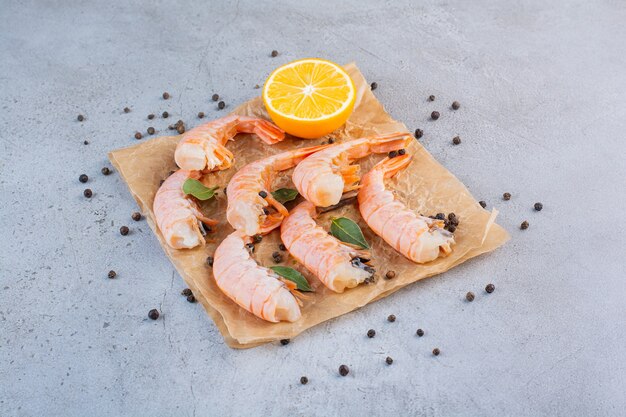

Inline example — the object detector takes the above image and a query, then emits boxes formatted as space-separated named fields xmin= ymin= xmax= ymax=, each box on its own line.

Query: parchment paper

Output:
xmin=109 ymin=63 xmax=510 ymax=349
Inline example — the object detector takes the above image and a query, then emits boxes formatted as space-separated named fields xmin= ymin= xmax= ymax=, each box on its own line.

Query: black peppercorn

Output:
xmin=131 ymin=212 xmax=141 ymax=221
xmin=431 ymin=111 xmax=440 ymax=120
xmin=134 ymin=132 xmax=142 ymax=140
xmin=414 ymin=129 xmax=423 ymax=139
xmin=388 ymin=150 xmax=398 ymax=158
xmin=253 ymin=235 xmax=262 ymax=243
xmin=206 ymin=256 xmax=214 ymax=267
xmin=300 ymin=376 xmax=308 ymax=385
xmin=466 ymin=292 xmax=475 ymax=302
xmin=386 ymin=356 xmax=393 ymax=365
xmin=148 ymin=309 xmax=159 ymax=320
xmin=503 ymin=192 xmax=511 ymax=201
xmin=328 ymin=138 xmax=335 ymax=144
xmin=279 ymin=243 xmax=286 ymax=251
xmin=83 ymin=140 xmax=89 ymax=145
xmin=385 ymin=271 xmax=396 ymax=279
xmin=101 ymin=167 xmax=111 ymax=175
xmin=520 ymin=220 xmax=529 ymax=230
xmin=181 ymin=288 xmax=192 ymax=297
xmin=123 ymin=107 xmax=130 ymax=113
xmin=162 ymin=111 xmax=169 ymax=118
xmin=452 ymin=136 xmax=461 ymax=145
xmin=119 ymin=226 xmax=129 ymax=235
xmin=148 ymin=114 xmax=155 ymax=120
xmin=398 ymin=148 xmax=406 ymax=155
xmin=147 ymin=127 xmax=155 ymax=135
xmin=479 ymin=201 xmax=487 ymax=208
xmin=177 ymin=125 xmax=185 ymax=134
xmin=83 ymin=189 xmax=93 ymax=198
xmin=218 ymin=101 xmax=225 ymax=110
xmin=485 ymin=283 xmax=495 ymax=293
xmin=198 ymin=112 xmax=205 ymax=119
xmin=435 ymin=213 xmax=445 ymax=220
xmin=77 ymin=114 xmax=85 ymax=121
xmin=108 ymin=270 xmax=116 ymax=279
xmin=272 ymin=252 xmax=283 ymax=263
xmin=428 ymin=95 xmax=435 ymax=101
xmin=534 ymin=202 xmax=543 ymax=211
xmin=258 ymin=190 xmax=268 ymax=198
xmin=79 ymin=174 xmax=88 ymax=183
xmin=447 ymin=224 xmax=457 ymax=233
xmin=387 ymin=314 xmax=396 ymax=322
xmin=451 ymin=101 xmax=460 ymax=110
xmin=212 ymin=93 xmax=219 ymax=102
xmin=367 ymin=329 xmax=376 ymax=338
xmin=162 ymin=92 xmax=170 ymax=100
xmin=416 ymin=328 xmax=424 ymax=337
xmin=280 ymin=339 xmax=290 ymax=346
xmin=338 ymin=365 xmax=349 ymax=376
xmin=271 ymin=50 xmax=278 ymax=57
xmin=187 ymin=294 xmax=196 ymax=303
xmin=370 ymin=82 xmax=378 ymax=90
xmin=432 ymin=348 xmax=440 ymax=356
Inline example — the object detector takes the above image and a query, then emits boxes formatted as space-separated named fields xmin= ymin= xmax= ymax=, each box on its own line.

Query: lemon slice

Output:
xmin=262 ymin=58 xmax=356 ymax=139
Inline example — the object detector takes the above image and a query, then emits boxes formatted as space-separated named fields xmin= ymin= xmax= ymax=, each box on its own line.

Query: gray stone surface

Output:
xmin=1 ymin=0 xmax=625 ymax=416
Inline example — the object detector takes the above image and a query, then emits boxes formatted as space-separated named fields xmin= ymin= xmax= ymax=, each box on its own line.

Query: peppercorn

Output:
xmin=101 ymin=167 xmax=111 ymax=176
xmin=280 ymin=339 xmax=290 ymax=346
xmin=177 ymin=125 xmax=185 ymax=134
xmin=134 ymin=132 xmax=142 ymax=140
xmin=431 ymin=111 xmax=440 ymax=120
xmin=258 ymin=190 xmax=268 ymax=198
xmin=181 ymin=288 xmax=192 ymax=297
xmin=212 ymin=93 xmax=219 ymax=102
xmin=432 ymin=348 xmax=440 ymax=356
xmin=385 ymin=271 xmax=396 ymax=279
xmin=435 ymin=213 xmax=445 ymax=220
xmin=386 ymin=356 xmax=393 ymax=365
xmin=398 ymin=149 xmax=406 ymax=155
xmin=447 ymin=225 xmax=457 ymax=233
xmin=414 ymin=129 xmax=423 ymax=139
xmin=187 ymin=294 xmax=196 ymax=303
xmin=479 ymin=201 xmax=487 ymax=208
xmin=338 ymin=365 xmax=349 ymax=376
xmin=148 ymin=114 xmax=155 ymax=120
xmin=120 ymin=226 xmax=129 ymax=236
xmin=367 ymin=329 xmax=376 ymax=338
xmin=387 ymin=314 xmax=396 ymax=322
xmin=451 ymin=101 xmax=460 ymax=110
xmin=271 ymin=50 xmax=278 ymax=57
xmin=388 ymin=150 xmax=398 ymax=158
xmin=328 ymin=138 xmax=335 ymax=144
xmin=370 ymin=82 xmax=378 ymax=90
xmin=253 ymin=235 xmax=262 ymax=243
xmin=466 ymin=292 xmax=475 ymax=302
xmin=299 ymin=376 xmax=309 ymax=385
xmin=162 ymin=92 xmax=170 ymax=100
xmin=272 ymin=252 xmax=283 ymax=263
xmin=279 ymin=243 xmax=286 ymax=251
xmin=131 ymin=212 xmax=141 ymax=221
xmin=485 ymin=283 xmax=495 ymax=293
xmin=147 ymin=127 xmax=155 ymax=135
xmin=520 ymin=220 xmax=529 ymax=230
xmin=162 ymin=111 xmax=169 ymax=118
xmin=503 ymin=192 xmax=511 ymax=201
xmin=123 ymin=107 xmax=130 ymax=113
xmin=198 ymin=112 xmax=205 ymax=119
xmin=218 ymin=101 xmax=225 ymax=110
xmin=148 ymin=309 xmax=159 ymax=320
xmin=428 ymin=95 xmax=435 ymax=101
xmin=534 ymin=202 xmax=543 ymax=211
xmin=84 ymin=140 xmax=89 ymax=145
xmin=206 ymin=256 xmax=214 ymax=267
xmin=79 ymin=174 xmax=88 ymax=183
xmin=452 ymin=136 xmax=461 ymax=145
xmin=77 ymin=114 xmax=85 ymax=121
xmin=83 ymin=189 xmax=93 ymax=198
xmin=108 ymin=270 xmax=116 ymax=279
xmin=416 ymin=328 xmax=424 ymax=337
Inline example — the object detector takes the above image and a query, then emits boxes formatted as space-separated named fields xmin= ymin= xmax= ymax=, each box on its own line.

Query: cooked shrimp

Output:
xmin=213 ymin=230 xmax=302 ymax=322
xmin=226 ymin=144 xmax=330 ymax=236
xmin=292 ymin=132 xmax=412 ymax=207
xmin=153 ymin=169 xmax=218 ymax=249
xmin=280 ymin=201 xmax=374 ymax=293
xmin=358 ymin=154 xmax=454 ymax=263
xmin=175 ymin=115 xmax=285 ymax=172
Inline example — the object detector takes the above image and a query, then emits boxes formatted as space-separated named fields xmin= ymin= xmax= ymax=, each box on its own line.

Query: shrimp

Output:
xmin=280 ymin=201 xmax=374 ymax=293
xmin=174 ymin=115 xmax=285 ymax=172
xmin=226 ymin=144 xmax=330 ymax=236
xmin=213 ymin=230 xmax=302 ymax=322
xmin=358 ymin=154 xmax=455 ymax=263
xmin=292 ymin=132 xmax=412 ymax=207
xmin=153 ymin=169 xmax=218 ymax=249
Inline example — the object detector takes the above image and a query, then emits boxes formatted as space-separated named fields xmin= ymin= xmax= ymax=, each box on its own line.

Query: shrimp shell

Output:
xmin=213 ymin=230 xmax=302 ymax=323
xmin=358 ymin=154 xmax=455 ymax=263
xmin=280 ymin=201 xmax=374 ymax=293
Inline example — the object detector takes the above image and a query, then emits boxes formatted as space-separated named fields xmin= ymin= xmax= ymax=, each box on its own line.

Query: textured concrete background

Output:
xmin=1 ymin=0 xmax=625 ymax=416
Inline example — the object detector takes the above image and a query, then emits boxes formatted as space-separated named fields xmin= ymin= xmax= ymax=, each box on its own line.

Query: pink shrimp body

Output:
xmin=226 ymin=144 xmax=330 ymax=236
xmin=358 ymin=154 xmax=455 ymax=263
xmin=292 ymin=132 xmax=413 ymax=207
xmin=175 ymin=115 xmax=285 ymax=172
xmin=153 ymin=170 xmax=218 ymax=249
xmin=280 ymin=201 xmax=374 ymax=293
xmin=213 ymin=230 xmax=302 ymax=322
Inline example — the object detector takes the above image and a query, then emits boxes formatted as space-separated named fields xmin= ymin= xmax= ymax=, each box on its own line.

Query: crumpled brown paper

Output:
xmin=109 ymin=63 xmax=509 ymax=348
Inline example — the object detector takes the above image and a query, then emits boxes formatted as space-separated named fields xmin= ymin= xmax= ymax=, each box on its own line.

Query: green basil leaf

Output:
xmin=271 ymin=188 xmax=299 ymax=204
xmin=269 ymin=266 xmax=313 ymax=292
xmin=330 ymin=217 xmax=370 ymax=249
xmin=182 ymin=179 xmax=219 ymax=201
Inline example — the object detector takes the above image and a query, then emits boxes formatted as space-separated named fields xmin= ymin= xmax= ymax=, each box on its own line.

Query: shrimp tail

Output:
xmin=374 ymin=153 xmax=413 ymax=178
xmin=368 ymin=132 xmax=413 ymax=154
xmin=241 ymin=118 xmax=286 ymax=145
xmin=259 ymin=193 xmax=290 ymax=235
